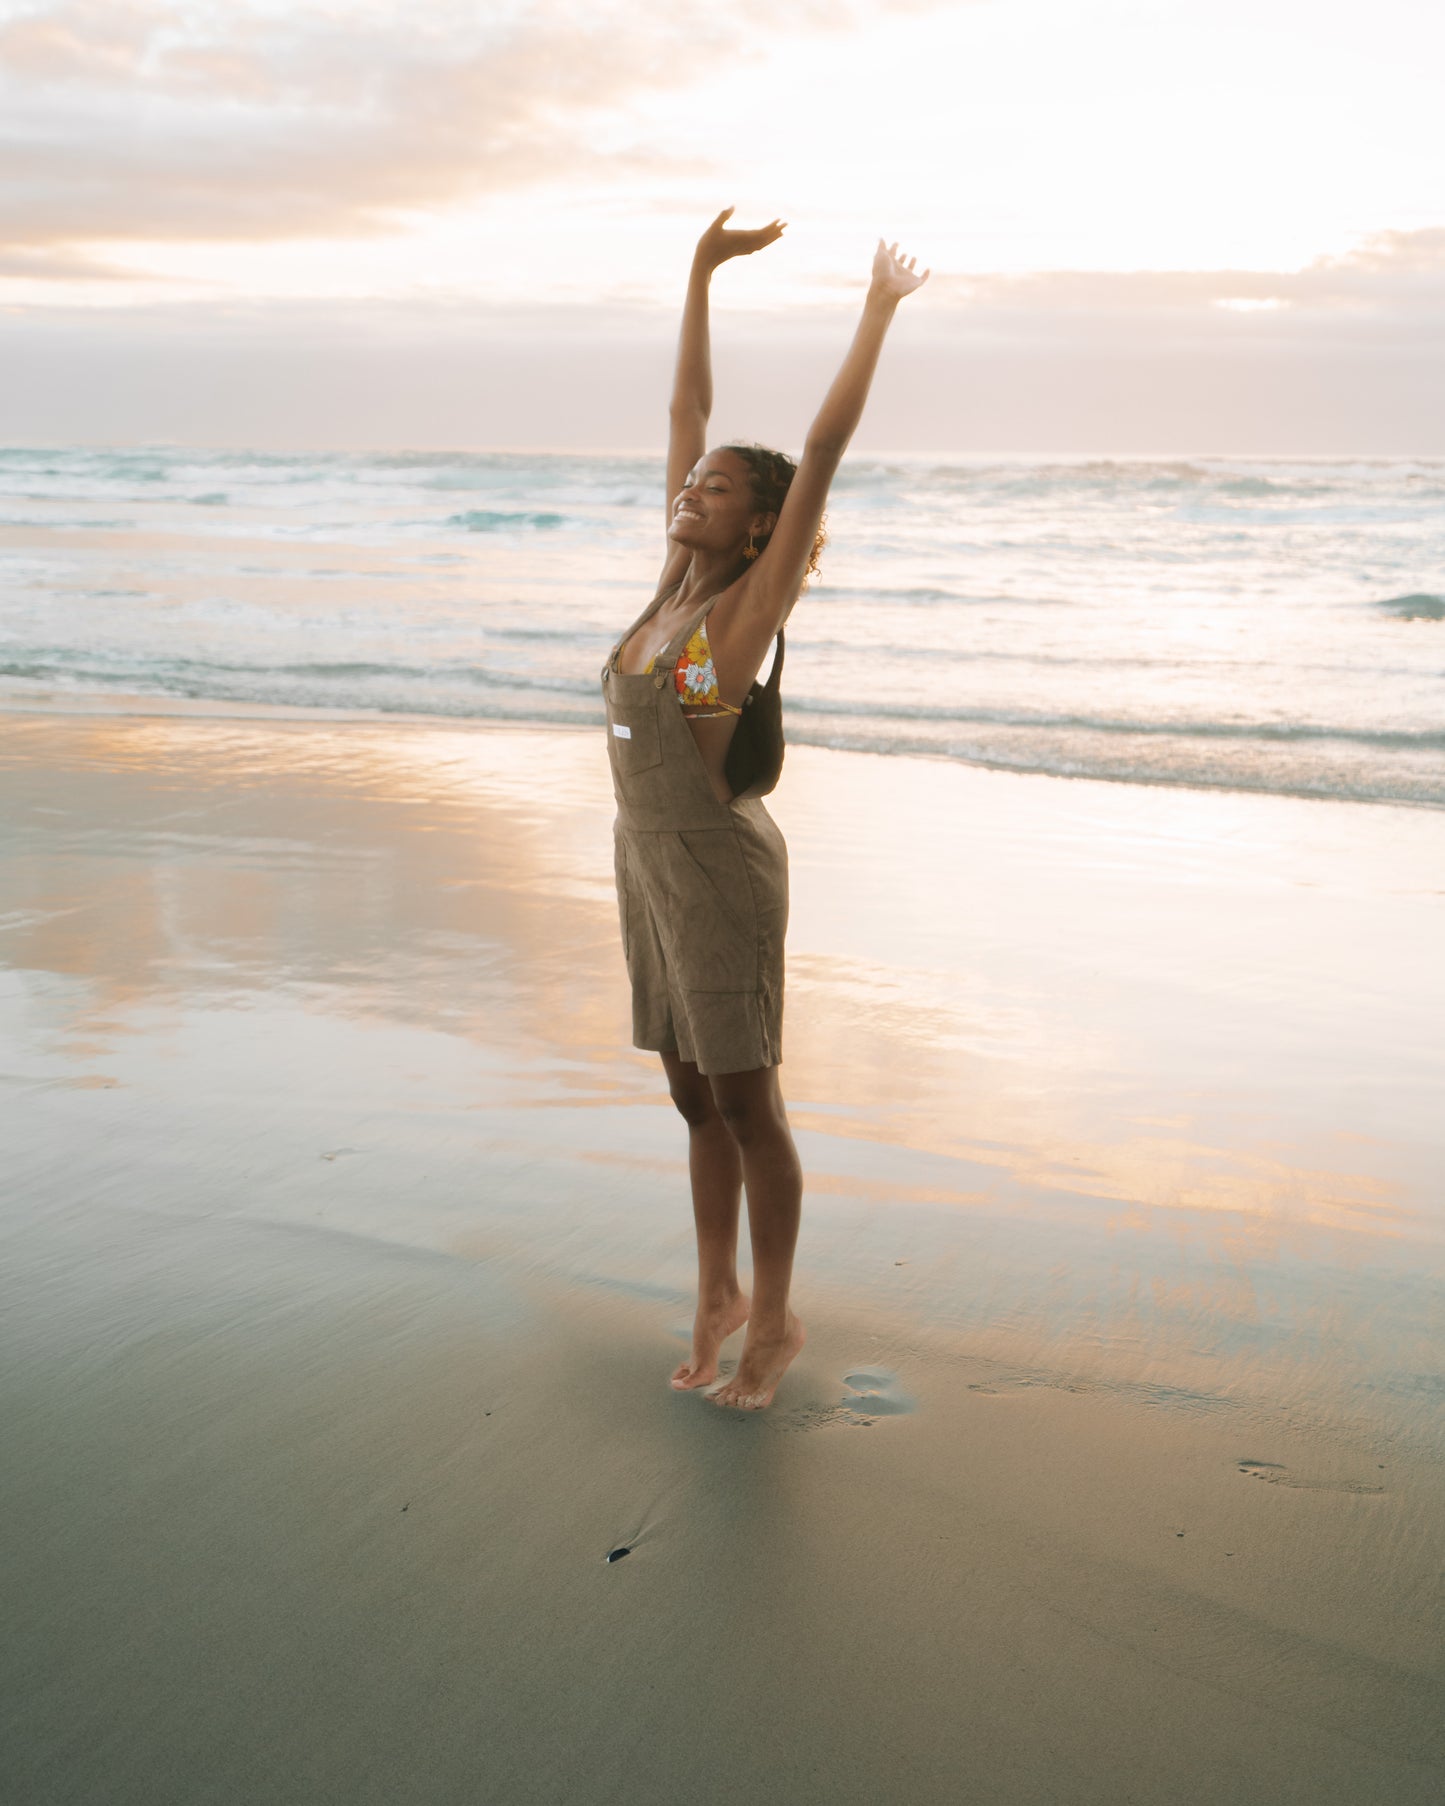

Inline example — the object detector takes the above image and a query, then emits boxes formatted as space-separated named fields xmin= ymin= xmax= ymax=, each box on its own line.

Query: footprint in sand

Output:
xmin=1236 ymin=1459 xmax=1386 ymax=1495
xmin=774 ymin=1369 xmax=914 ymax=1432
xmin=967 ymin=1374 xmax=1088 ymax=1397
xmin=968 ymin=1376 xmax=1040 ymax=1397
xmin=838 ymin=1368 xmax=914 ymax=1422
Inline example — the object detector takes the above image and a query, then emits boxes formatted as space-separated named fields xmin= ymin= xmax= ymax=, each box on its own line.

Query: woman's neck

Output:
xmin=675 ymin=549 xmax=743 ymax=610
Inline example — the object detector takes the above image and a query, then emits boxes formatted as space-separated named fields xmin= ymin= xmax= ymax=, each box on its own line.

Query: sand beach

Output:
xmin=3 ymin=704 xmax=1443 ymax=1804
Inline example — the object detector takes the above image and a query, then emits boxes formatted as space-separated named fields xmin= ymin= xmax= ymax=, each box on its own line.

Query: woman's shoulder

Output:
xmin=710 ymin=562 xmax=795 ymax=642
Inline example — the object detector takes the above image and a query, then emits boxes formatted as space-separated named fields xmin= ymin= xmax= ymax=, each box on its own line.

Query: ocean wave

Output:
xmin=484 ymin=624 xmax=591 ymax=643
xmin=1375 ymin=593 xmax=1445 ymax=621
xmin=5 ymin=651 xmax=1434 ymax=808
xmin=820 ymin=641 xmax=1432 ymax=680
xmin=841 ymin=458 xmax=1445 ymax=516
xmin=0 ymin=650 xmax=600 ymax=702
xmin=0 ymin=661 xmax=601 ymax=731
xmin=783 ymin=695 xmax=1445 ymax=751
xmin=1171 ymin=502 xmax=1428 ymax=528
xmin=9 ymin=449 xmax=1440 ymax=541
xmin=4 ymin=648 xmax=1436 ymax=753
xmin=781 ymin=725 xmax=1445 ymax=810
xmin=0 ymin=516 xmax=134 ymax=530
xmin=812 ymin=584 xmax=1070 ymax=608
xmin=445 ymin=509 xmax=568 ymax=532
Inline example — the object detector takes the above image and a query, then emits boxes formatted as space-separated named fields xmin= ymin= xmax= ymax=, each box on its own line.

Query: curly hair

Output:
xmin=719 ymin=443 xmax=826 ymax=589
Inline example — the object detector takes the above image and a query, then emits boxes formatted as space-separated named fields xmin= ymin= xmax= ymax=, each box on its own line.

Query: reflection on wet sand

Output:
xmin=3 ymin=708 xmax=1443 ymax=1451
xmin=3 ymin=711 xmax=628 ymax=1058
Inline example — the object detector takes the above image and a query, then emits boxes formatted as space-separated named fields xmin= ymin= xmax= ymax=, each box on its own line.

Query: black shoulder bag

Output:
xmin=723 ymin=631 xmax=786 ymax=800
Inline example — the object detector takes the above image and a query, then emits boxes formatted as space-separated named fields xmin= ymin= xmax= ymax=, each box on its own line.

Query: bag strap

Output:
xmin=740 ymin=630 xmax=785 ymax=705
xmin=761 ymin=629 xmax=784 ymax=693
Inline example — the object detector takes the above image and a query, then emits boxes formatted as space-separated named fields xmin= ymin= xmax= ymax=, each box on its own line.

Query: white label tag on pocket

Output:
xmin=611 ymin=723 xmax=632 ymax=739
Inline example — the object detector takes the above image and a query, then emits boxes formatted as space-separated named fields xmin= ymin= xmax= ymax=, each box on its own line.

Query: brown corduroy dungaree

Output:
xmin=604 ymin=585 xmax=788 ymax=1076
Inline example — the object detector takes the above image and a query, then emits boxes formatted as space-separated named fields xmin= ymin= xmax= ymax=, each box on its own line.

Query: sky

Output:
xmin=2 ymin=0 xmax=1443 ymax=451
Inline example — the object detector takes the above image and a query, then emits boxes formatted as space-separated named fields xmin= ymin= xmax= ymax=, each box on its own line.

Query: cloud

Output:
xmin=0 ymin=0 xmax=919 ymax=259
xmin=1316 ymin=227 xmax=1445 ymax=277
xmin=0 ymin=242 xmax=128 ymax=278
xmin=918 ymin=230 xmax=1445 ymax=349
xmin=6 ymin=271 xmax=1442 ymax=456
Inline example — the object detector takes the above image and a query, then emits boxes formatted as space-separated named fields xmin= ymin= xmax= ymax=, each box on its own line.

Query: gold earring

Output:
xmin=742 ymin=532 xmax=760 ymax=561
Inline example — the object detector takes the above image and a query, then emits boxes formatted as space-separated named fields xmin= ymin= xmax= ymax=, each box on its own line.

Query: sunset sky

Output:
xmin=3 ymin=0 xmax=1443 ymax=450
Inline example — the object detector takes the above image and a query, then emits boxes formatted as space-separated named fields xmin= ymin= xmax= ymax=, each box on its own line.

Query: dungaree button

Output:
xmin=653 ymin=674 xmax=666 ymax=689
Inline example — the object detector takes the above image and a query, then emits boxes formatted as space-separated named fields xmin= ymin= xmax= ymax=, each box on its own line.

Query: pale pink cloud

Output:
xmin=0 ymin=0 xmax=166 ymax=80
xmin=0 ymin=242 xmax=127 ymax=278
xmin=0 ymin=0 xmax=929 ymax=260
xmin=920 ymin=231 xmax=1445 ymax=333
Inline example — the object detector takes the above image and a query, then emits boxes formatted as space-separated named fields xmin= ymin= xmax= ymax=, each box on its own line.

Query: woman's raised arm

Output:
xmin=665 ymin=208 xmax=785 ymax=532
xmin=737 ymin=239 xmax=928 ymax=628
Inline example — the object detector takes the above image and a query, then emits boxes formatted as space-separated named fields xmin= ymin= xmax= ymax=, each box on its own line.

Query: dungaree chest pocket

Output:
xmin=608 ymin=704 xmax=662 ymax=777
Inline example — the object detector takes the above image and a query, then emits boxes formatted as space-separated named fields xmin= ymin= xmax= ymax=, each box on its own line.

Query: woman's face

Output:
xmin=668 ymin=449 xmax=768 ymax=553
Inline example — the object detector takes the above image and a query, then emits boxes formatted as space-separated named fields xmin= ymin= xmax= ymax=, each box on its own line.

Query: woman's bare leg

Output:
xmin=704 ymin=1063 xmax=805 ymax=1410
xmin=661 ymin=1051 xmax=750 ymax=1389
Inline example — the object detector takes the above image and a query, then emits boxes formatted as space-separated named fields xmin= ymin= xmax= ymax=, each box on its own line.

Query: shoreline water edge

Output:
xmin=3 ymin=447 xmax=1443 ymax=809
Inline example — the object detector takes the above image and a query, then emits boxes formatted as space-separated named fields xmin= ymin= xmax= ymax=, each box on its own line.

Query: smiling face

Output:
xmin=668 ymin=448 xmax=774 ymax=555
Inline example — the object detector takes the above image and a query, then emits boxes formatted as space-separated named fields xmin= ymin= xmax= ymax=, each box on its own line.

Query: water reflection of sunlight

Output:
xmin=6 ymin=707 xmax=1443 ymax=1451
xmin=2 ymin=713 xmax=627 ymax=1061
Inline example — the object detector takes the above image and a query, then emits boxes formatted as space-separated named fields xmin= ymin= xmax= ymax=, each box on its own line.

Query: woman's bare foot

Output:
xmin=670 ymin=1292 xmax=749 ymax=1391
xmin=706 ymin=1313 xmax=805 ymax=1410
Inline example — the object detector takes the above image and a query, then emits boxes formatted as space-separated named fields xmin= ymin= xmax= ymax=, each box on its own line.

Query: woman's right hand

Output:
xmin=869 ymin=239 xmax=930 ymax=301
xmin=697 ymin=207 xmax=786 ymax=270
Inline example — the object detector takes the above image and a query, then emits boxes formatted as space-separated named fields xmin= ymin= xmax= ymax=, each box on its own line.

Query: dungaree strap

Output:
xmin=654 ymin=590 xmax=727 ymax=671
xmin=608 ymin=579 xmax=683 ymax=667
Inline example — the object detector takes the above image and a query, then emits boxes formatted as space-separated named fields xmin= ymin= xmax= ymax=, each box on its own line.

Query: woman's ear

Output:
xmin=753 ymin=511 xmax=779 ymax=540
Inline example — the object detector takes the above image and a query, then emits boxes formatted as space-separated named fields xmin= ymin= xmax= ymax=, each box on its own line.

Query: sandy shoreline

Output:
xmin=3 ymin=707 xmax=1443 ymax=1802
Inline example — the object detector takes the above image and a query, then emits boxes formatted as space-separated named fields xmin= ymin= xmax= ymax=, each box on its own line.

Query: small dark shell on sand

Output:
xmin=606 ymin=1547 xmax=631 ymax=1564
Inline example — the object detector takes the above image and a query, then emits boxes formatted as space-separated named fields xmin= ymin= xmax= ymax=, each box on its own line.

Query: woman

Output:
xmin=603 ymin=209 xmax=927 ymax=1410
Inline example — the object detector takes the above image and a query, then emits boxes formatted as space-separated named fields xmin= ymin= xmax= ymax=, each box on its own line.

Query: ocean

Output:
xmin=2 ymin=446 xmax=1441 ymax=808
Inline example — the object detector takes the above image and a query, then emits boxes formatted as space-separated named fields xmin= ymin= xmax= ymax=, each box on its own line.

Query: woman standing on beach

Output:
xmin=603 ymin=210 xmax=927 ymax=1409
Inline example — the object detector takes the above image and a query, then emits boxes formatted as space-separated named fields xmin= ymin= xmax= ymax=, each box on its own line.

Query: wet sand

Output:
xmin=3 ymin=706 xmax=1443 ymax=1804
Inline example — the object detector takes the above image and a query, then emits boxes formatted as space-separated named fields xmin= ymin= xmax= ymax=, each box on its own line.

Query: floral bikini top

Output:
xmin=645 ymin=618 xmax=742 ymax=720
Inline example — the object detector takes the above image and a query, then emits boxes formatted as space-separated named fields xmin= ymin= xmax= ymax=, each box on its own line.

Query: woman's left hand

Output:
xmin=697 ymin=207 xmax=787 ymax=270
xmin=870 ymin=239 xmax=930 ymax=300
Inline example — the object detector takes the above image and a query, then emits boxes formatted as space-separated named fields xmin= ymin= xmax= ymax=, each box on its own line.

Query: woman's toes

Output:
xmin=672 ymin=1364 xmax=716 ymax=1391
